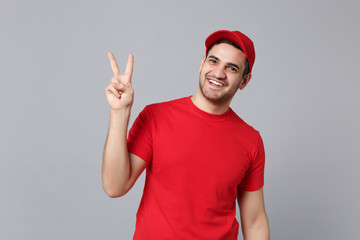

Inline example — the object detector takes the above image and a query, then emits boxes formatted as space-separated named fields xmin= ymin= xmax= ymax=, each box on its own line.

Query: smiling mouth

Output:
xmin=208 ymin=79 xmax=226 ymax=87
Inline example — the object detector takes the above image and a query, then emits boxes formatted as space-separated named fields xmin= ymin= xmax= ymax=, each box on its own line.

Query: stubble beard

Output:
xmin=198 ymin=74 xmax=239 ymax=105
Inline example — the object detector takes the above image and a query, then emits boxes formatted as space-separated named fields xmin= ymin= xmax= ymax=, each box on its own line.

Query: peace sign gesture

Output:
xmin=105 ymin=52 xmax=134 ymax=110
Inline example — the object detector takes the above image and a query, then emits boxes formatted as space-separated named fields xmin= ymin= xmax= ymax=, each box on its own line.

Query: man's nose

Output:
xmin=213 ymin=66 xmax=226 ymax=79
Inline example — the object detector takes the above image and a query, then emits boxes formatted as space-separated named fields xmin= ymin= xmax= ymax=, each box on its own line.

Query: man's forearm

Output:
xmin=242 ymin=214 xmax=270 ymax=240
xmin=102 ymin=108 xmax=132 ymax=197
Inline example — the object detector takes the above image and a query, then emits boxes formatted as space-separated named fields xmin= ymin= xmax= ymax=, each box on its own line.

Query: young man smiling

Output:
xmin=102 ymin=30 xmax=270 ymax=240
xmin=194 ymin=40 xmax=252 ymax=114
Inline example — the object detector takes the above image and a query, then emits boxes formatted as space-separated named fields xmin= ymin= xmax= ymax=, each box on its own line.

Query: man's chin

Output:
xmin=199 ymin=84 xmax=233 ymax=105
xmin=203 ymin=92 xmax=230 ymax=105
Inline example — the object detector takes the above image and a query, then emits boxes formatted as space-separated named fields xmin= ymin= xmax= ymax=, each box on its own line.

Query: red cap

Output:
xmin=205 ymin=30 xmax=255 ymax=73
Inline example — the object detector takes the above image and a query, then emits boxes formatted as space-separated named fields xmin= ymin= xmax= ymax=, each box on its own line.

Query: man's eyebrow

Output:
xmin=208 ymin=55 xmax=240 ymax=70
xmin=208 ymin=55 xmax=219 ymax=60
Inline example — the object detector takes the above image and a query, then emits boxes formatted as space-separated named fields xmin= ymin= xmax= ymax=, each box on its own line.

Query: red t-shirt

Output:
xmin=127 ymin=96 xmax=265 ymax=240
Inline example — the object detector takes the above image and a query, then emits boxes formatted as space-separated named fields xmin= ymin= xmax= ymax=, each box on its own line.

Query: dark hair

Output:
xmin=206 ymin=40 xmax=250 ymax=77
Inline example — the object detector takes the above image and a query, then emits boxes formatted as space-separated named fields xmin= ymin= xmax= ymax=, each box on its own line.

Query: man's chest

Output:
xmin=150 ymin=117 xmax=252 ymax=191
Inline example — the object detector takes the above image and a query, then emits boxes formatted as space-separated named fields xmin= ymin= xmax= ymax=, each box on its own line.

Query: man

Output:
xmin=102 ymin=30 xmax=270 ymax=240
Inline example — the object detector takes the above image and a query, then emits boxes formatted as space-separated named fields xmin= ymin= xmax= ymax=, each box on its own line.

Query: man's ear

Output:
xmin=198 ymin=55 xmax=206 ymax=73
xmin=239 ymin=73 xmax=252 ymax=90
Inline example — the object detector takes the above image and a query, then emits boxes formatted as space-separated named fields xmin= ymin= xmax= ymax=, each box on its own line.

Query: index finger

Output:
xmin=124 ymin=54 xmax=134 ymax=83
xmin=107 ymin=52 xmax=120 ymax=77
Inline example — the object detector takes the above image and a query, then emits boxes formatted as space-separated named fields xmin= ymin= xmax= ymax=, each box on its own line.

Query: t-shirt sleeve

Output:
xmin=127 ymin=106 xmax=153 ymax=165
xmin=239 ymin=133 xmax=265 ymax=191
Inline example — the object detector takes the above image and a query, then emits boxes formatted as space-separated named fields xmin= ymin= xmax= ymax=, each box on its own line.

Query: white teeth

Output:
xmin=209 ymin=79 xmax=223 ymax=86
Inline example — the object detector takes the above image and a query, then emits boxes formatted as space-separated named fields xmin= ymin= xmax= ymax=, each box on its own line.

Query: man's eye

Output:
xmin=228 ymin=67 xmax=238 ymax=72
xmin=209 ymin=59 xmax=217 ymax=63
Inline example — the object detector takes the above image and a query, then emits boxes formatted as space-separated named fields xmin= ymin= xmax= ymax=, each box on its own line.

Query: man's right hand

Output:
xmin=105 ymin=52 xmax=134 ymax=110
xmin=103 ymin=52 xmax=147 ymax=198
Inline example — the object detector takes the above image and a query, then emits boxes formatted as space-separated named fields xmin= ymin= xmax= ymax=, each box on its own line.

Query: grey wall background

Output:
xmin=0 ymin=0 xmax=359 ymax=239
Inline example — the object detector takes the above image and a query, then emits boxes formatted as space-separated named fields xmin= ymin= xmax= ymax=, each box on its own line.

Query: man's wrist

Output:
xmin=110 ymin=107 xmax=132 ymax=116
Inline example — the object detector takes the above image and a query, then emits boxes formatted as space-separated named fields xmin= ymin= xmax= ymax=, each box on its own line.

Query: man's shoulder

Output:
xmin=230 ymin=110 xmax=261 ymax=138
xmin=146 ymin=96 xmax=189 ymax=111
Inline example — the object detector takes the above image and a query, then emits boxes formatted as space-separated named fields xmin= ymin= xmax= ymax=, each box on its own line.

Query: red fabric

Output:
xmin=127 ymin=96 xmax=265 ymax=240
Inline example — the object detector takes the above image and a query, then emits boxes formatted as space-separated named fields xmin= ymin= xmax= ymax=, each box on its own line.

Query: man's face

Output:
xmin=198 ymin=43 xmax=249 ymax=105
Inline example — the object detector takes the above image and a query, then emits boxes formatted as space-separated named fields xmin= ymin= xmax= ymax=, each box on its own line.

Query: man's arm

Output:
xmin=102 ymin=53 xmax=147 ymax=198
xmin=237 ymin=187 xmax=270 ymax=240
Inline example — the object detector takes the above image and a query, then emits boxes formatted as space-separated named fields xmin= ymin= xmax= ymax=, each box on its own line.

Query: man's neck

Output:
xmin=191 ymin=91 xmax=231 ymax=115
